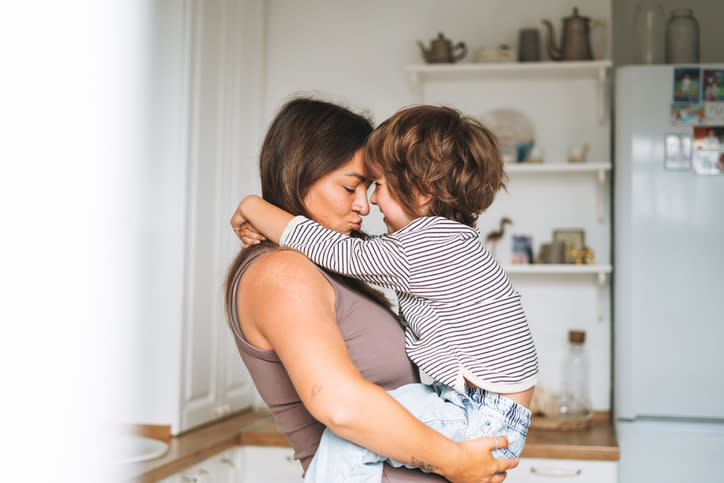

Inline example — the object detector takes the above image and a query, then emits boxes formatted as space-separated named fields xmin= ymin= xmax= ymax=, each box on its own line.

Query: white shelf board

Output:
xmin=505 ymin=162 xmax=611 ymax=174
xmin=503 ymin=264 xmax=612 ymax=275
xmin=404 ymin=60 xmax=612 ymax=80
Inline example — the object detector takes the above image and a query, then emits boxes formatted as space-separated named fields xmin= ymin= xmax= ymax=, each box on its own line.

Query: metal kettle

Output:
xmin=417 ymin=33 xmax=467 ymax=63
xmin=542 ymin=7 xmax=606 ymax=61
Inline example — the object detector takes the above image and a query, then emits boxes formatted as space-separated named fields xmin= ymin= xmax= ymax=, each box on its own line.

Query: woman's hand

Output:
xmin=231 ymin=202 xmax=266 ymax=248
xmin=444 ymin=436 xmax=518 ymax=483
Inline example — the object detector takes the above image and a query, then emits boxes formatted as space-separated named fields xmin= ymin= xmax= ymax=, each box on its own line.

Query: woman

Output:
xmin=225 ymin=97 xmax=517 ymax=482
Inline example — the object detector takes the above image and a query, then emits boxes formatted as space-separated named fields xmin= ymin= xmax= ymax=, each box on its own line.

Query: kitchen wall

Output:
xmin=612 ymin=0 xmax=724 ymax=65
xmin=257 ymin=0 xmax=614 ymax=410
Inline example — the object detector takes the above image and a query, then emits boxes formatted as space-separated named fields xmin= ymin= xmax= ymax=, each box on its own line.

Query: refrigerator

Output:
xmin=614 ymin=64 xmax=724 ymax=482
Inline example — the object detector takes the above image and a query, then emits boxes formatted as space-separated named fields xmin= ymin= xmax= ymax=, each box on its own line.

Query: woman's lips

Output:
xmin=351 ymin=220 xmax=362 ymax=231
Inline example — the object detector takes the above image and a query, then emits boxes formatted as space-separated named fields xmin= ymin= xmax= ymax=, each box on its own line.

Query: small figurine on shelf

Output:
xmin=571 ymin=246 xmax=595 ymax=264
xmin=484 ymin=217 xmax=512 ymax=257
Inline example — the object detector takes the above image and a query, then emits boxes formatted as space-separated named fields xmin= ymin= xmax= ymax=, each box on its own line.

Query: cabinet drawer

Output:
xmin=507 ymin=458 xmax=617 ymax=483
xmin=237 ymin=446 xmax=303 ymax=482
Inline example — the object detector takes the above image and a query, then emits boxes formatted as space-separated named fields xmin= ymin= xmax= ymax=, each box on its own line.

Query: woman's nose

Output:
xmin=369 ymin=189 xmax=377 ymax=206
xmin=354 ymin=190 xmax=370 ymax=216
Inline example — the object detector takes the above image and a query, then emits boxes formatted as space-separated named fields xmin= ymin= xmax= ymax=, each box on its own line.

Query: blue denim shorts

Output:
xmin=421 ymin=382 xmax=531 ymax=459
xmin=304 ymin=382 xmax=531 ymax=482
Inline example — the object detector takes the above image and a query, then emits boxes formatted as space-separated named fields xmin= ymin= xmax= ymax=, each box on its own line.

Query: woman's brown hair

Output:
xmin=224 ymin=98 xmax=389 ymax=326
xmin=365 ymin=105 xmax=507 ymax=227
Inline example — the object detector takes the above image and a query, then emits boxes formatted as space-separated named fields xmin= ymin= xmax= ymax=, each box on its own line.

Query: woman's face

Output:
xmin=302 ymin=148 xmax=370 ymax=235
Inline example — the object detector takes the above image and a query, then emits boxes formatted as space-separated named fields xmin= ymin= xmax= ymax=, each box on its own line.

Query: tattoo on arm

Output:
xmin=311 ymin=384 xmax=322 ymax=399
xmin=411 ymin=456 xmax=436 ymax=473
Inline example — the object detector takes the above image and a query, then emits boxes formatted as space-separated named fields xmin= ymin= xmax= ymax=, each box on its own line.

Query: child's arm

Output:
xmin=232 ymin=195 xmax=412 ymax=292
xmin=281 ymin=217 xmax=411 ymax=293
xmin=232 ymin=195 xmax=293 ymax=244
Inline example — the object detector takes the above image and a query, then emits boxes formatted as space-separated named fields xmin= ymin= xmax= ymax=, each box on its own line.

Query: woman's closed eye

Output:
xmin=343 ymin=186 xmax=355 ymax=194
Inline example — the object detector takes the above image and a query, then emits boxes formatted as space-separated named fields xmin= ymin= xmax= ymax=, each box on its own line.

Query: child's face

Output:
xmin=369 ymin=175 xmax=417 ymax=233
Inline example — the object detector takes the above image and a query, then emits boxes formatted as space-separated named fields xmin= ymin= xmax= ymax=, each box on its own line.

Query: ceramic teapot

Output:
xmin=418 ymin=33 xmax=467 ymax=63
xmin=542 ymin=7 xmax=607 ymax=61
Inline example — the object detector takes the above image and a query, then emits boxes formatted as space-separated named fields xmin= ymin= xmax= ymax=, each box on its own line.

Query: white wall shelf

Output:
xmin=506 ymin=162 xmax=612 ymax=221
xmin=404 ymin=60 xmax=612 ymax=78
xmin=405 ymin=60 xmax=612 ymax=122
xmin=506 ymin=162 xmax=611 ymax=174
xmin=504 ymin=264 xmax=612 ymax=280
xmin=505 ymin=264 xmax=613 ymax=321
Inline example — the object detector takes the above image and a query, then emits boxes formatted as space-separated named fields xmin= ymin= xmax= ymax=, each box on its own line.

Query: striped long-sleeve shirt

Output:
xmin=280 ymin=215 xmax=538 ymax=393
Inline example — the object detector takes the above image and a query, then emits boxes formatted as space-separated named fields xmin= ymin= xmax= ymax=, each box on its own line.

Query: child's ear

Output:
xmin=418 ymin=192 xmax=433 ymax=206
xmin=416 ymin=189 xmax=433 ymax=214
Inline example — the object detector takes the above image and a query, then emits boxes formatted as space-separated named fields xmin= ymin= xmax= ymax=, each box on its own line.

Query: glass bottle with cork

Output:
xmin=556 ymin=329 xmax=593 ymax=426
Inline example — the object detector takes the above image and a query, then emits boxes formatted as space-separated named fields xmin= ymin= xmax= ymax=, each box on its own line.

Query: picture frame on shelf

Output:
xmin=512 ymin=234 xmax=533 ymax=264
xmin=553 ymin=229 xmax=585 ymax=264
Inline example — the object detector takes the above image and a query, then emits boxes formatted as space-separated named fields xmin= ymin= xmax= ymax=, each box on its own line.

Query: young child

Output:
xmin=232 ymin=105 xmax=538 ymax=481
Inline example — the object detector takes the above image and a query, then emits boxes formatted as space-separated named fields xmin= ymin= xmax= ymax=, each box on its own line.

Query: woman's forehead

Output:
xmin=336 ymin=148 xmax=367 ymax=178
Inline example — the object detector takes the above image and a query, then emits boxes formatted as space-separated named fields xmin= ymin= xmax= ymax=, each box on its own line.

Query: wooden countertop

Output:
xmin=128 ymin=409 xmax=619 ymax=482
xmin=523 ymin=412 xmax=619 ymax=461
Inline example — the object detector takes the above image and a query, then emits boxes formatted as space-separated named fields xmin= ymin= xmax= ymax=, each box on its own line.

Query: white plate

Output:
xmin=111 ymin=434 xmax=169 ymax=464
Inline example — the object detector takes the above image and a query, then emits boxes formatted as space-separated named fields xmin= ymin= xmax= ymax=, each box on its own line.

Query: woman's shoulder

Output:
xmin=243 ymin=247 xmax=329 ymax=289
xmin=237 ymin=247 xmax=336 ymax=341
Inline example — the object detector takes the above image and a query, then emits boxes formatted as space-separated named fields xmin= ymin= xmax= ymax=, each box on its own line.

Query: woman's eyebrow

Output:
xmin=344 ymin=172 xmax=367 ymax=182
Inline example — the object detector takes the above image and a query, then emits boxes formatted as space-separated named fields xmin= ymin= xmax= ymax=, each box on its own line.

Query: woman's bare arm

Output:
xmin=238 ymin=250 xmax=517 ymax=483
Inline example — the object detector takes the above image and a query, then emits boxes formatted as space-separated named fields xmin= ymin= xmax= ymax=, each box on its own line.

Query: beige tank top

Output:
xmin=228 ymin=246 xmax=445 ymax=481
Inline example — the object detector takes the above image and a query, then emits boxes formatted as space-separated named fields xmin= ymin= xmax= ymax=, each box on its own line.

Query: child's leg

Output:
xmin=304 ymin=384 xmax=472 ymax=482
xmin=303 ymin=426 xmax=380 ymax=483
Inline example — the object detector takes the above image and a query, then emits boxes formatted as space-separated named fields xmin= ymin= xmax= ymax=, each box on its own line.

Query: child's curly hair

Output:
xmin=365 ymin=105 xmax=507 ymax=227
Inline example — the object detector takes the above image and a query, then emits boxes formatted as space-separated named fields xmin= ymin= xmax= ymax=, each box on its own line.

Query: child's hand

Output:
xmin=231 ymin=203 xmax=266 ymax=248
xmin=237 ymin=222 xmax=266 ymax=248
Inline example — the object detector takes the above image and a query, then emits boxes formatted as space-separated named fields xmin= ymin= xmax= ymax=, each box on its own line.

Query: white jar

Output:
xmin=665 ymin=8 xmax=700 ymax=64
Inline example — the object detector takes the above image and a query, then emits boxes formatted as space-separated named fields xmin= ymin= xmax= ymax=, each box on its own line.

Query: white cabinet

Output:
xmin=124 ymin=0 xmax=259 ymax=435
xmin=509 ymin=458 xmax=617 ymax=483
xmin=160 ymin=446 xmax=303 ymax=483
xmin=237 ymin=447 xmax=303 ymax=482
xmin=404 ymin=61 xmax=613 ymax=410
xmin=159 ymin=448 xmax=239 ymax=483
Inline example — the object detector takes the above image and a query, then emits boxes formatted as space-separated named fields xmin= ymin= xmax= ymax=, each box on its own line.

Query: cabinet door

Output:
xmin=508 ymin=458 xmax=617 ymax=483
xmin=178 ymin=0 xmax=255 ymax=433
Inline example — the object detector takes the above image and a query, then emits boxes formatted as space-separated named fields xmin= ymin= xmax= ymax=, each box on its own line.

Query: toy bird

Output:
xmin=484 ymin=217 xmax=512 ymax=257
